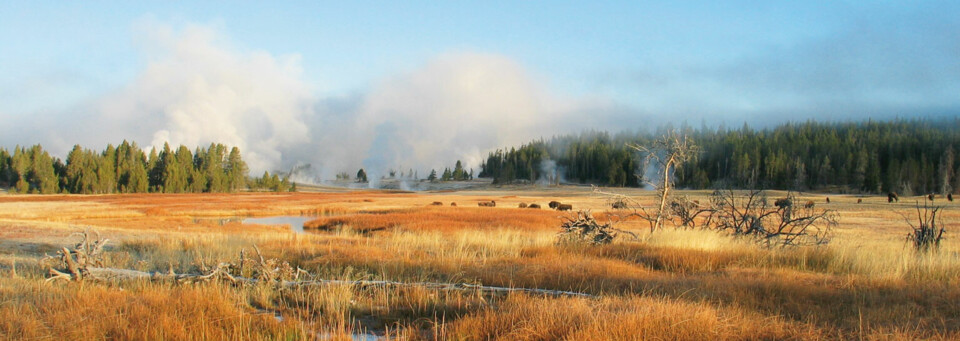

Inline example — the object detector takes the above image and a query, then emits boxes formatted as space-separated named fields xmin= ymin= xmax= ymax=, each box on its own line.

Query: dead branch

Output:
xmin=44 ymin=230 xmax=595 ymax=298
xmin=557 ymin=210 xmax=639 ymax=245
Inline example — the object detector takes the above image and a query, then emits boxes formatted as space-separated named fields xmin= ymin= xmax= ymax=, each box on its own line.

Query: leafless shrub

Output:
xmin=708 ymin=190 xmax=837 ymax=247
xmin=902 ymin=201 xmax=946 ymax=253
xmin=668 ymin=195 xmax=714 ymax=228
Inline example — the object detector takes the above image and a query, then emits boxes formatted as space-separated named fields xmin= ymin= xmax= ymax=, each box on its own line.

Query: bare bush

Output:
xmin=708 ymin=190 xmax=837 ymax=247
xmin=668 ymin=195 xmax=713 ymax=228
xmin=902 ymin=202 xmax=946 ymax=253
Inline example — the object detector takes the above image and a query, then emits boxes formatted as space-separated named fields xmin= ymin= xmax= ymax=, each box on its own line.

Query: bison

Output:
xmin=804 ymin=200 xmax=816 ymax=209
xmin=430 ymin=201 xmax=443 ymax=206
xmin=548 ymin=201 xmax=560 ymax=209
xmin=450 ymin=202 xmax=457 ymax=207
xmin=888 ymin=192 xmax=899 ymax=203
xmin=518 ymin=202 xmax=528 ymax=208
xmin=826 ymin=197 xmax=830 ymax=203
xmin=478 ymin=201 xmax=496 ymax=207
xmin=857 ymin=198 xmax=863 ymax=204
xmin=774 ymin=198 xmax=792 ymax=208
xmin=557 ymin=203 xmax=573 ymax=211
xmin=928 ymin=194 xmax=935 ymax=201
xmin=528 ymin=203 xmax=541 ymax=209
xmin=611 ymin=201 xmax=628 ymax=209
xmin=949 ymin=194 xmax=954 ymax=202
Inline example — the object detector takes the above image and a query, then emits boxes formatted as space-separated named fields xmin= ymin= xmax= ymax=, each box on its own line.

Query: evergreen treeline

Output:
xmin=0 ymin=141 xmax=291 ymax=194
xmin=429 ymin=160 xmax=473 ymax=182
xmin=479 ymin=134 xmax=641 ymax=187
xmin=479 ymin=119 xmax=960 ymax=195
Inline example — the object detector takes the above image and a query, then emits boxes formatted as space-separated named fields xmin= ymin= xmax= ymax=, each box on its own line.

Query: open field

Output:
xmin=1 ymin=187 xmax=959 ymax=340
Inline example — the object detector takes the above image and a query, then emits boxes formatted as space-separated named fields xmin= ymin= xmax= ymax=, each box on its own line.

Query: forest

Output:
xmin=0 ymin=141 xmax=291 ymax=194
xmin=479 ymin=118 xmax=960 ymax=195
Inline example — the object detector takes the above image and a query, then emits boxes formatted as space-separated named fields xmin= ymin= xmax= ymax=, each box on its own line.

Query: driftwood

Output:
xmin=45 ymin=230 xmax=594 ymax=298
xmin=558 ymin=210 xmax=638 ymax=245
xmin=48 ymin=266 xmax=594 ymax=298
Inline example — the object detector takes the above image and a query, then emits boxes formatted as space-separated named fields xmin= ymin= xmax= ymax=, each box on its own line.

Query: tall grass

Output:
xmin=2 ymin=192 xmax=959 ymax=339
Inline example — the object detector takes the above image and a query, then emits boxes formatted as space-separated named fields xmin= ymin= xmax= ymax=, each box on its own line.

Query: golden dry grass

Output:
xmin=0 ymin=189 xmax=959 ymax=339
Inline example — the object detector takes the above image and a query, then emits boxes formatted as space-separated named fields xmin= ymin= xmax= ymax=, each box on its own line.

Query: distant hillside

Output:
xmin=479 ymin=118 xmax=960 ymax=195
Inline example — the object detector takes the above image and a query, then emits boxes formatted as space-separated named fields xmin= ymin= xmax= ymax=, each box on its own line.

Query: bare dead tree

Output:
xmin=901 ymin=200 xmax=946 ymax=253
xmin=708 ymin=189 xmax=837 ymax=247
xmin=627 ymin=131 xmax=700 ymax=232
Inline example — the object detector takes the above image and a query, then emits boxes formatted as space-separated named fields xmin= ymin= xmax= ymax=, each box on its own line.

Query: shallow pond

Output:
xmin=244 ymin=216 xmax=316 ymax=234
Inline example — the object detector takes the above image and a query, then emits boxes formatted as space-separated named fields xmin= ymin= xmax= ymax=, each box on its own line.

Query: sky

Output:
xmin=1 ymin=1 xmax=958 ymax=178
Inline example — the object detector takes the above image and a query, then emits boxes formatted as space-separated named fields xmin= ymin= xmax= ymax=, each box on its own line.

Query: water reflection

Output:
xmin=244 ymin=216 xmax=315 ymax=234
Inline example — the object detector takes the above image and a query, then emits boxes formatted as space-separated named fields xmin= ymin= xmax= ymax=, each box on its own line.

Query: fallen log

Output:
xmin=48 ymin=266 xmax=595 ymax=298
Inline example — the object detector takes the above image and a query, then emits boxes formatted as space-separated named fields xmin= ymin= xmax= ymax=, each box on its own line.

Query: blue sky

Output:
xmin=1 ymin=1 xmax=958 ymax=174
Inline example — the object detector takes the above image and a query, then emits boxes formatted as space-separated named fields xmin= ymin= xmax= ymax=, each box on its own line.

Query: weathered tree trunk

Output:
xmin=49 ymin=266 xmax=595 ymax=298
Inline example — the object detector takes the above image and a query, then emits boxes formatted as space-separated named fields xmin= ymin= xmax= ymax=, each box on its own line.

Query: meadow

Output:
xmin=0 ymin=187 xmax=958 ymax=340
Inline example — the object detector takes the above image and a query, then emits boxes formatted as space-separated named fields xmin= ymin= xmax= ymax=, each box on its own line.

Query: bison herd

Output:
xmin=431 ymin=192 xmax=955 ymax=210
xmin=469 ymin=199 xmax=573 ymax=211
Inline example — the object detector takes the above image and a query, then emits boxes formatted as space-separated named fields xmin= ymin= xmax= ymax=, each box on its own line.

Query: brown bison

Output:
xmin=528 ymin=203 xmax=541 ymax=209
xmin=928 ymin=194 xmax=935 ymax=201
xmin=804 ymin=201 xmax=816 ymax=209
xmin=826 ymin=197 xmax=830 ymax=203
xmin=949 ymin=194 xmax=954 ymax=202
xmin=430 ymin=201 xmax=443 ymax=206
xmin=450 ymin=202 xmax=457 ymax=207
xmin=557 ymin=203 xmax=573 ymax=211
xmin=774 ymin=198 xmax=792 ymax=208
xmin=611 ymin=201 xmax=628 ymax=209
xmin=857 ymin=198 xmax=863 ymax=204
xmin=888 ymin=192 xmax=899 ymax=203
xmin=478 ymin=201 xmax=496 ymax=207
xmin=518 ymin=202 xmax=528 ymax=208
xmin=548 ymin=201 xmax=561 ymax=209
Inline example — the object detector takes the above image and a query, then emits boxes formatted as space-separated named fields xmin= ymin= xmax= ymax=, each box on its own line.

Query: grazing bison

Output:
xmin=949 ymin=194 xmax=954 ymax=202
xmin=478 ymin=201 xmax=496 ymax=207
xmin=826 ymin=197 xmax=830 ymax=203
xmin=528 ymin=203 xmax=541 ymax=209
xmin=774 ymin=198 xmax=792 ymax=208
xmin=804 ymin=201 xmax=816 ymax=209
xmin=430 ymin=201 xmax=443 ymax=206
xmin=928 ymin=194 xmax=935 ymax=201
xmin=548 ymin=201 xmax=561 ymax=209
xmin=888 ymin=192 xmax=899 ymax=203
xmin=450 ymin=202 xmax=457 ymax=207
xmin=611 ymin=201 xmax=628 ymax=209
xmin=557 ymin=203 xmax=573 ymax=211
xmin=857 ymin=198 xmax=863 ymax=204
xmin=518 ymin=202 xmax=528 ymax=208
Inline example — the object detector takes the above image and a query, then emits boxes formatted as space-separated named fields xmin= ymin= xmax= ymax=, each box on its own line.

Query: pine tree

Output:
xmin=356 ymin=168 xmax=368 ymax=183
xmin=225 ymin=147 xmax=248 ymax=191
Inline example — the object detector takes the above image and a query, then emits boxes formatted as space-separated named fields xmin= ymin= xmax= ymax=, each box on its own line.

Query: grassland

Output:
xmin=0 ymin=188 xmax=958 ymax=340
